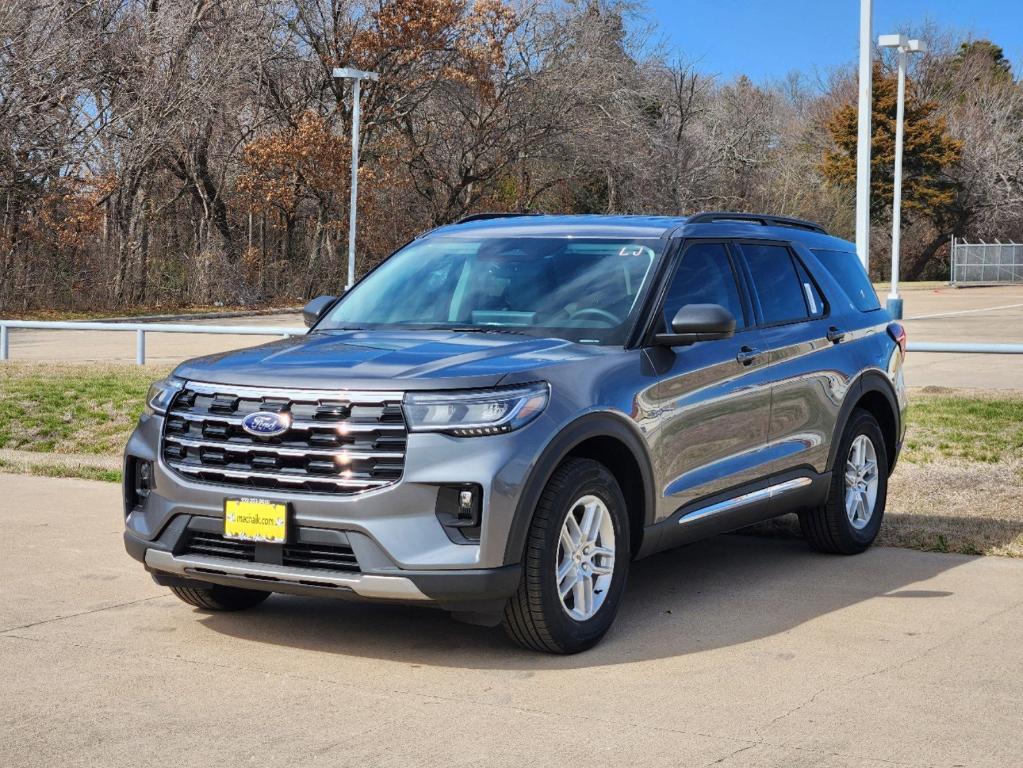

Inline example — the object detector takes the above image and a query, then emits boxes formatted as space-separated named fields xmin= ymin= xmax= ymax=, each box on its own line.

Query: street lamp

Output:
xmin=332 ymin=66 xmax=379 ymax=290
xmin=855 ymin=0 xmax=874 ymax=272
xmin=877 ymin=35 xmax=927 ymax=320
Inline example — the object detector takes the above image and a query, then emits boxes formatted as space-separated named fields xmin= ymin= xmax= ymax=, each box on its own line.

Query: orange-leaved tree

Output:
xmin=823 ymin=62 xmax=962 ymax=220
xmin=822 ymin=62 xmax=963 ymax=277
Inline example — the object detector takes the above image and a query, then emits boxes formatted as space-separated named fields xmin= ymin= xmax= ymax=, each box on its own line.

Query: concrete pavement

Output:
xmin=901 ymin=285 xmax=1023 ymax=390
xmin=1 ymin=472 xmax=1021 ymax=767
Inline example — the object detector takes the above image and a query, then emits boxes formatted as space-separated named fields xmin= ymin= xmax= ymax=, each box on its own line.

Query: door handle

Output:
xmin=827 ymin=327 xmax=847 ymax=344
xmin=736 ymin=346 xmax=761 ymax=365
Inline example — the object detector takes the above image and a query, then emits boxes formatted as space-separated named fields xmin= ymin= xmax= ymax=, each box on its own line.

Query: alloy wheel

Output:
xmin=556 ymin=494 xmax=616 ymax=621
xmin=845 ymin=434 xmax=879 ymax=530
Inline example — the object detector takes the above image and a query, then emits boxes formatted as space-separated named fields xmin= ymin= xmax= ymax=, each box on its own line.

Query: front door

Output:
xmin=646 ymin=241 xmax=773 ymax=522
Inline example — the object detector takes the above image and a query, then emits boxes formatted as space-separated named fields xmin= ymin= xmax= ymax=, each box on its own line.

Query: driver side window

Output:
xmin=662 ymin=243 xmax=746 ymax=332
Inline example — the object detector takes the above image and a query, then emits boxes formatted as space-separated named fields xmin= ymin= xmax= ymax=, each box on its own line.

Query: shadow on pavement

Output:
xmin=197 ymin=531 xmax=973 ymax=670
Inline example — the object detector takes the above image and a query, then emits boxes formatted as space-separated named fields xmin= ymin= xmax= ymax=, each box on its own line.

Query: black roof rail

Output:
xmin=453 ymin=212 xmax=544 ymax=225
xmin=686 ymin=211 xmax=828 ymax=234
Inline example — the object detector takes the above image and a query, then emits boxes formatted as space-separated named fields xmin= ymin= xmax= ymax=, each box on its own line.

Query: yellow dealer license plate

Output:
xmin=224 ymin=498 xmax=287 ymax=543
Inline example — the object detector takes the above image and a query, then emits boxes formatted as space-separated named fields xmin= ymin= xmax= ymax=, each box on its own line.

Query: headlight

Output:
xmin=144 ymin=376 xmax=185 ymax=415
xmin=403 ymin=383 xmax=549 ymax=436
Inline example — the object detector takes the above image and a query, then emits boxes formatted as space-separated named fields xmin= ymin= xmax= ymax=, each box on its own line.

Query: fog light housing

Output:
xmin=435 ymin=483 xmax=483 ymax=543
xmin=125 ymin=457 xmax=153 ymax=514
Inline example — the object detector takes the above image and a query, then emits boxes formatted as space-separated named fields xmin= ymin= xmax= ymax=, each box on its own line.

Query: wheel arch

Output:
xmin=503 ymin=412 xmax=655 ymax=564
xmin=827 ymin=371 xmax=901 ymax=475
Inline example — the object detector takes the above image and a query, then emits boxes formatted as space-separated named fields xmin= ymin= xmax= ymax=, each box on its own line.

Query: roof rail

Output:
xmin=686 ymin=211 xmax=827 ymax=234
xmin=453 ymin=212 xmax=544 ymax=225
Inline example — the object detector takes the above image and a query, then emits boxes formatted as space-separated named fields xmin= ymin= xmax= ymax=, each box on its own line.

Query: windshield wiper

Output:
xmin=431 ymin=326 xmax=530 ymax=335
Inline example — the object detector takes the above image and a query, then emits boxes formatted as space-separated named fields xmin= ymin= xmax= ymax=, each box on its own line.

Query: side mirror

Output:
xmin=654 ymin=303 xmax=736 ymax=347
xmin=303 ymin=294 xmax=339 ymax=328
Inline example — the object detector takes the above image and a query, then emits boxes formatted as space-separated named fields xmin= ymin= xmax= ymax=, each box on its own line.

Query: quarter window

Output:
xmin=741 ymin=244 xmax=810 ymax=325
xmin=795 ymin=260 xmax=826 ymax=318
xmin=662 ymin=243 xmax=746 ymax=331
xmin=811 ymin=249 xmax=882 ymax=312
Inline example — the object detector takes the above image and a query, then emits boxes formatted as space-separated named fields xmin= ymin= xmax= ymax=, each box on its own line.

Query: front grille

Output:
xmin=162 ymin=382 xmax=407 ymax=495
xmin=183 ymin=532 xmax=360 ymax=573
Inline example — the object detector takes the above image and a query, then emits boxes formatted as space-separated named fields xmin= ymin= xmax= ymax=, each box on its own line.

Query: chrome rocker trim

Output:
xmin=678 ymin=477 xmax=812 ymax=525
xmin=145 ymin=549 xmax=430 ymax=601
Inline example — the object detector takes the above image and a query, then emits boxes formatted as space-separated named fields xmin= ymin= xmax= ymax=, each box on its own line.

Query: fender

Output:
xmin=826 ymin=369 xmax=901 ymax=474
xmin=502 ymin=411 xmax=656 ymax=564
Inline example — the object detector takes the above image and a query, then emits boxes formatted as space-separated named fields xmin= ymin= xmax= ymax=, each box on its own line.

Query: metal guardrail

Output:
xmin=0 ymin=320 xmax=305 ymax=365
xmin=906 ymin=342 xmax=1023 ymax=354
xmin=1 ymin=320 xmax=1021 ymax=365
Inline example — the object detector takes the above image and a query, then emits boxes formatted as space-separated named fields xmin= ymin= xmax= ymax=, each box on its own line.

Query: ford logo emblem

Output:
xmin=241 ymin=411 xmax=291 ymax=437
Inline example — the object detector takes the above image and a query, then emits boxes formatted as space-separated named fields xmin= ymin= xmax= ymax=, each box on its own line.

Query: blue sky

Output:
xmin=643 ymin=0 xmax=1023 ymax=83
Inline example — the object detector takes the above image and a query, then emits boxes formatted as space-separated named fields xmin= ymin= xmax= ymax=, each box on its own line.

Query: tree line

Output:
xmin=1 ymin=0 xmax=1021 ymax=312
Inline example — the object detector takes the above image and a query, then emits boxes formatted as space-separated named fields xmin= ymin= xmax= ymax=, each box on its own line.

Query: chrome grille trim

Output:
xmin=170 ymin=411 xmax=405 ymax=432
xmin=161 ymin=381 xmax=407 ymax=495
xmin=183 ymin=381 xmax=404 ymax=401
xmin=167 ymin=462 xmax=394 ymax=488
xmin=164 ymin=434 xmax=404 ymax=459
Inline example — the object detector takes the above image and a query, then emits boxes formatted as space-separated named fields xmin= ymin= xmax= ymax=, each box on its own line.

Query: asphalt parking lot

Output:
xmin=5 ymin=285 xmax=1023 ymax=389
xmin=2 ymin=473 xmax=1021 ymax=768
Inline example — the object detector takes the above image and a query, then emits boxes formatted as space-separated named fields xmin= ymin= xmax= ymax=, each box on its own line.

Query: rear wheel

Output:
xmin=502 ymin=458 xmax=630 ymax=654
xmin=800 ymin=409 xmax=888 ymax=554
xmin=170 ymin=584 xmax=270 ymax=611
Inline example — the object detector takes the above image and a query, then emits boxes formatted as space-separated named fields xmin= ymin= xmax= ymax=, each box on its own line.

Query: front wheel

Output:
xmin=170 ymin=584 xmax=270 ymax=611
xmin=502 ymin=458 xmax=630 ymax=654
xmin=800 ymin=409 xmax=889 ymax=554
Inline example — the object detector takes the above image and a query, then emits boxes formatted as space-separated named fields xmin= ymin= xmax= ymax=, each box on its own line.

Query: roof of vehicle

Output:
xmin=427 ymin=214 xmax=688 ymax=240
xmin=424 ymin=212 xmax=855 ymax=250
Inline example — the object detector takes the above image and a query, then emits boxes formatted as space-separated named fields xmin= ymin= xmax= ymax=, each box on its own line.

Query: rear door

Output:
xmin=735 ymin=241 xmax=843 ymax=479
xmin=646 ymin=241 xmax=773 ymax=518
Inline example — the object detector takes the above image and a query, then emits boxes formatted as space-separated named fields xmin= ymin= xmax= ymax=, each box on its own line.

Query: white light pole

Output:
xmin=332 ymin=66 xmax=379 ymax=290
xmin=877 ymin=35 xmax=926 ymax=320
xmin=855 ymin=0 xmax=873 ymax=272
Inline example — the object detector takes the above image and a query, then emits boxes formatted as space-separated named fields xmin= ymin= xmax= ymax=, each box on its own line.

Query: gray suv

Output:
xmin=123 ymin=212 xmax=907 ymax=653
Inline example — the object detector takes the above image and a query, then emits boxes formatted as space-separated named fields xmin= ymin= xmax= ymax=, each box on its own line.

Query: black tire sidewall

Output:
xmin=831 ymin=410 xmax=889 ymax=548
xmin=533 ymin=460 xmax=630 ymax=651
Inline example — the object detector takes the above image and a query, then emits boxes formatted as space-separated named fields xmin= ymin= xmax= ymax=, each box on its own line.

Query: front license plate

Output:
xmin=224 ymin=498 xmax=287 ymax=543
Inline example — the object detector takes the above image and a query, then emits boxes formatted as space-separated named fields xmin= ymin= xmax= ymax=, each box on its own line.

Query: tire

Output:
xmin=800 ymin=408 xmax=889 ymax=555
xmin=502 ymin=458 xmax=630 ymax=654
xmin=169 ymin=584 xmax=271 ymax=612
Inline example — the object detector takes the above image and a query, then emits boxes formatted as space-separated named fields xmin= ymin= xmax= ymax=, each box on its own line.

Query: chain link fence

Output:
xmin=951 ymin=238 xmax=1023 ymax=284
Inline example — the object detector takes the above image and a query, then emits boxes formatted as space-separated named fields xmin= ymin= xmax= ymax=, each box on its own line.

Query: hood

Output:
xmin=173 ymin=329 xmax=610 ymax=390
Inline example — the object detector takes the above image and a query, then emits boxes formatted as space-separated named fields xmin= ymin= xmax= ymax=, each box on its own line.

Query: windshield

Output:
xmin=319 ymin=236 xmax=663 ymax=344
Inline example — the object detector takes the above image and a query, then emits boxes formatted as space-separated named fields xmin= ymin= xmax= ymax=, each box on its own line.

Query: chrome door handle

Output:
xmin=827 ymin=327 xmax=847 ymax=344
xmin=736 ymin=346 xmax=761 ymax=365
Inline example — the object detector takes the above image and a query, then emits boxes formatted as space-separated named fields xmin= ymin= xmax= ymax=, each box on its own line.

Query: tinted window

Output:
xmin=812 ymin=249 xmax=881 ymax=311
xmin=662 ymin=243 xmax=746 ymax=331
xmin=741 ymin=244 xmax=809 ymax=324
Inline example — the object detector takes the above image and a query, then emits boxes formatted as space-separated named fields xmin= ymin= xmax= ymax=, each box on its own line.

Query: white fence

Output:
xmin=951 ymin=238 xmax=1023 ymax=284
xmin=1 ymin=319 xmax=1022 ymax=362
xmin=0 ymin=320 xmax=304 ymax=365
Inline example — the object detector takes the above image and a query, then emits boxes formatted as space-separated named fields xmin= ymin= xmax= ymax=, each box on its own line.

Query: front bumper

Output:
xmin=125 ymin=520 xmax=521 ymax=613
xmin=122 ymin=406 xmax=552 ymax=611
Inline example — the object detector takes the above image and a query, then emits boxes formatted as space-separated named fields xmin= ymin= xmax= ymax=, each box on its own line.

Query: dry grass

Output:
xmin=0 ymin=450 xmax=122 ymax=483
xmin=0 ymin=362 xmax=170 ymax=455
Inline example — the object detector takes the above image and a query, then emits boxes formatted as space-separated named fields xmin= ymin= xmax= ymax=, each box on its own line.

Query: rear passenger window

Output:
xmin=811 ymin=249 xmax=881 ymax=311
xmin=662 ymin=243 xmax=746 ymax=331
xmin=740 ymin=244 xmax=809 ymax=325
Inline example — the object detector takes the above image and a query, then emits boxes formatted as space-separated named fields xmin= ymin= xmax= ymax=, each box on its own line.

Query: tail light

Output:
xmin=887 ymin=323 xmax=907 ymax=357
